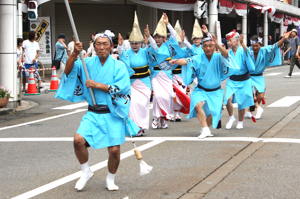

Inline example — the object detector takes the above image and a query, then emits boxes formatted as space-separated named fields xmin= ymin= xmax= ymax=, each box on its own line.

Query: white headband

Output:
xmin=250 ymin=37 xmax=263 ymax=45
xmin=201 ymin=37 xmax=212 ymax=44
xmin=94 ymin=30 xmax=115 ymax=44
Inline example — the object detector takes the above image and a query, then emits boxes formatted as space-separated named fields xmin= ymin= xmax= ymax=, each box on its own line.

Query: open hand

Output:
xmin=181 ymin=30 xmax=185 ymax=42
xmin=118 ymin=33 xmax=123 ymax=46
xmin=209 ymin=34 xmax=218 ymax=46
xmin=144 ymin=25 xmax=150 ymax=38
xmin=163 ymin=13 xmax=169 ymax=25
xmin=240 ymin=34 xmax=244 ymax=45
xmin=202 ymin=25 xmax=208 ymax=35
xmin=144 ymin=34 xmax=148 ymax=44
xmin=283 ymin=31 xmax=292 ymax=40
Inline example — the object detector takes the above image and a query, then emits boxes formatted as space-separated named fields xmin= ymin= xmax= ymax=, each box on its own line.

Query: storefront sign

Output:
xmin=30 ymin=17 xmax=52 ymax=64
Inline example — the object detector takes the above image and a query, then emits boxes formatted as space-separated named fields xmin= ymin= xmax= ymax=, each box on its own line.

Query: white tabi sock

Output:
xmin=198 ymin=127 xmax=213 ymax=139
xmin=226 ymin=115 xmax=236 ymax=129
xmin=236 ymin=121 xmax=244 ymax=129
xmin=255 ymin=106 xmax=264 ymax=119
xmin=106 ymin=172 xmax=119 ymax=191
xmin=75 ymin=162 xmax=94 ymax=191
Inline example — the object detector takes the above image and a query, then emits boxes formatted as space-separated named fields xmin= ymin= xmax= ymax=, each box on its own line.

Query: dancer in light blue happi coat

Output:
xmin=145 ymin=13 xmax=176 ymax=129
xmin=117 ymin=11 xmax=152 ymax=137
xmin=55 ymin=31 xmax=139 ymax=192
xmin=182 ymin=19 xmax=204 ymax=56
xmin=168 ymin=20 xmax=191 ymax=121
xmin=244 ymin=31 xmax=291 ymax=120
xmin=224 ymin=30 xmax=255 ymax=130
xmin=169 ymin=34 xmax=239 ymax=139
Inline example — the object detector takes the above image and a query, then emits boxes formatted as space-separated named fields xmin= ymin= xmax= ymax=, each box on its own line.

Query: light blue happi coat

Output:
xmin=224 ymin=46 xmax=255 ymax=110
xmin=248 ymin=43 xmax=282 ymax=93
xmin=119 ymin=48 xmax=151 ymax=89
xmin=182 ymin=52 xmax=239 ymax=128
xmin=185 ymin=44 xmax=204 ymax=56
xmin=55 ymin=55 xmax=139 ymax=149
xmin=147 ymin=42 xmax=172 ymax=80
xmin=168 ymin=36 xmax=189 ymax=78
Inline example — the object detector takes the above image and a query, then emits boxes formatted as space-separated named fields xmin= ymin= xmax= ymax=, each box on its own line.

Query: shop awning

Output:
xmin=131 ymin=0 xmax=196 ymax=11
xmin=285 ymin=15 xmax=300 ymax=26
xmin=218 ymin=0 xmax=247 ymax=16
xmin=250 ymin=4 xmax=278 ymax=22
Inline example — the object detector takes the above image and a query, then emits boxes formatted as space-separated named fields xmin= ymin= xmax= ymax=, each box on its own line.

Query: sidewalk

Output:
xmin=0 ymin=73 xmax=52 ymax=116
xmin=0 ymin=100 xmax=39 ymax=116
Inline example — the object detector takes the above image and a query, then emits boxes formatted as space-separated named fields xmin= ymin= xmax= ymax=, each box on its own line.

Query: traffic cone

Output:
xmin=25 ymin=68 xmax=40 ymax=95
xmin=49 ymin=66 xmax=59 ymax=92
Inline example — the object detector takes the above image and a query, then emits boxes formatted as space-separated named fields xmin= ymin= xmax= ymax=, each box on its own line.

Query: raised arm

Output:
xmin=211 ymin=34 xmax=228 ymax=58
xmin=163 ymin=13 xmax=176 ymax=40
xmin=239 ymin=34 xmax=247 ymax=54
xmin=181 ymin=30 xmax=192 ymax=49
xmin=144 ymin=24 xmax=157 ymax=50
xmin=65 ymin=41 xmax=82 ymax=75
xmin=117 ymin=33 xmax=124 ymax=55
xmin=277 ymin=31 xmax=292 ymax=48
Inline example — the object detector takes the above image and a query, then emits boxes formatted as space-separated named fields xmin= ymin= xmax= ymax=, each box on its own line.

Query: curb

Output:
xmin=0 ymin=100 xmax=39 ymax=115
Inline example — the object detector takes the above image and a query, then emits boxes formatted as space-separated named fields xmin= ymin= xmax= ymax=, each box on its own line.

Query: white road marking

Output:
xmin=2 ymin=137 xmax=300 ymax=144
xmin=264 ymin=65 xmax=288 ymax=72
xmin=267 ymin=96 xmax=300 ymax=107
xmin=11 ymin=140 xmax=165 ymax=199
xmin=293 ymin=72 xmax=300 ymax=76
xmin=265 ymin=72 xmax=282 ymax=76
xmin=52 ymin=102 xmax=88 ymax=110
xmin=0 ymin=109 xmax=86 ymax=131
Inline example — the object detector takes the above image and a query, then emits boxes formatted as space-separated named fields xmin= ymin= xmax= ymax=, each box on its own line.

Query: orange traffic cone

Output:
xmin=49 ymin=66 xmax=59 ymax=92
xmin=25 ymin=68 xmax=40 ymax=95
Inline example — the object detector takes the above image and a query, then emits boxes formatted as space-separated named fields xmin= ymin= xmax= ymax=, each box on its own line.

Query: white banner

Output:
xmin=30 ymin=17 xmax=52 ymax=64
xmin=215 ymin=21 xmax=222 ymax=45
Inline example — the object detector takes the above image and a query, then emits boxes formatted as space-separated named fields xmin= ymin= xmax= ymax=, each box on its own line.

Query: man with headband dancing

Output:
xmin=244 ymin=31 xmax=291 ymax=119
xmin=224 ymin=30 xmax=255 ymax=130
xmin=56 ymin=30 xmax=132 ymax=191
xmin=169 ymin=33 xmax=239 ymax=138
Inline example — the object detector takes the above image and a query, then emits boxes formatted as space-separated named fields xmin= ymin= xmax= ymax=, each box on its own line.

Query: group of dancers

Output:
xmin=55 ymin=11 xmax=290 ymax=192
xmin=118 ymin=12 xmax=290 ymax=138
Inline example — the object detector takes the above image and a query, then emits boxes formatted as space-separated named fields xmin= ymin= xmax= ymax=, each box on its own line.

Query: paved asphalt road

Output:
xmin=0 ymin=64 xmax=300 ymax=199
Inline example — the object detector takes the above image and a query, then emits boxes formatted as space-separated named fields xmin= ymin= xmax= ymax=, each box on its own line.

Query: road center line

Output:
xmin=0 ymin=109 xmax=86 ymax=131
xmin=12 ymin=140 xmax=165 ymax=199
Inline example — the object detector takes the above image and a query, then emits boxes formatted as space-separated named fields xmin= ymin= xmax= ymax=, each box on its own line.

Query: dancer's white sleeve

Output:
xmin=167 ymin=24 xmax=176 ymax=40
xmin=148 ymin=36 xmax=158 ymax=51
xmin=117 ymin=44 xmax=123 ymax=55
xmin=183 ymin=39 xmax=192 ymax=49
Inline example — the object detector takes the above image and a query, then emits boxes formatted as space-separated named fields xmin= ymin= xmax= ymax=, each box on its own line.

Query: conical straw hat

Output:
xmin=191 ymin=19 xmax=203 ymax=40
xmin=153 ymin=15 xmax=167 ymax=37
xmin=174 ymin=20 xmax=182 ymax=42
xmin=129 ymin=11 xmax=144 ymax=43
